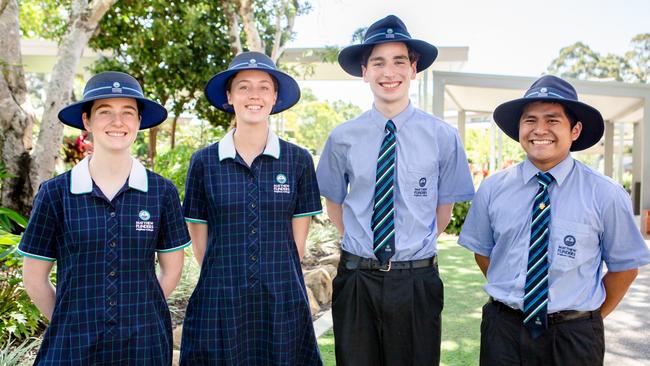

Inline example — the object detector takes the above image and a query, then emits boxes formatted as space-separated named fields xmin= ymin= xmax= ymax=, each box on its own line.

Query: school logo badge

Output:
xmin=557 ymin=234 xmax=576 ymax=259
xmin=112 ymin=81 xmax=122 ymax=94
xmin=414 ymin=177 xmax=428 ymax=197
xmin=274 ymin=173 xmax=290 ymax=194
xmin=136 ymin=209 xmax=154 ymax=232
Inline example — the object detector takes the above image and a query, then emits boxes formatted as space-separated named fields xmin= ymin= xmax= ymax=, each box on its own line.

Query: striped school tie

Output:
xmin=371 ymin=120 xmax=396 ymax=265
xmin=524 ymin=171 xmax=554 ymax=338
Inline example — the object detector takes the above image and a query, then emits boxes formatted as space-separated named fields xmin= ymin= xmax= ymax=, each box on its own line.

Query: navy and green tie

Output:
xmin=524 ymin=171 xmax=554 ymax=338
xmin=371 ymin=120 xmax=396 ymax=265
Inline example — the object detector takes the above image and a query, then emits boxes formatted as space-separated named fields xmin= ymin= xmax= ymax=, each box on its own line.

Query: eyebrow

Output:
xmin=94 ymin=104 xmax=137 ymax=111
xmin=368 ymin=55 xmax=409 ymax=62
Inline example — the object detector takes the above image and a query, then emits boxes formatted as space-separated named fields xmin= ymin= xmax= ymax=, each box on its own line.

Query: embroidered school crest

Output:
xmin=274 ymin=173 xmax=290 ymax=194
xmin=414 ymin=177 xmax=428 ymax=197
xmin=557 ymin=234 xmax=577 ymax=259
xmin=136 ymin=209 xmax=154 ymax=231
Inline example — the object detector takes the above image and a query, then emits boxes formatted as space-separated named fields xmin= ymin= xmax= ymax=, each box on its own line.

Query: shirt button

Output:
xmin=109 ymin=300 xmax=117 ymax=306
xmin=109 ymin=271 xmax=116 ymax=277
xmin=251 ymin=202 xmax=257 ymax=208
xmin=109 ymin=211 xmax=116 ymax=218
xmin=109 ymin=241 xmax=116 ymax=248
xmin=251 ymin=255 xmax=257 ymax=261
xmin=250 ymin=228 xmax=257 ymax=234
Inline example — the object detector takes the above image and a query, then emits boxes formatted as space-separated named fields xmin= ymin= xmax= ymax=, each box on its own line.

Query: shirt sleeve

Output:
xmin=316 ymin=133 xmax=348 ymax=204
xmin=157 ymin=181 xmax=192 ymax=252
xmin=437 ymin=132 xmax=475 ymax=204
xmin=294 ymin=149 xmax=323 ymax=217
xmin=600 ymin=185 xmax=650 ymax=271
xmin=17 ymin=183 xmax=59 ymax=262
xmin=183 ymin=151 xmax=208 ymax=224
xmin=458 ymin=181 xmax=495 ymax=257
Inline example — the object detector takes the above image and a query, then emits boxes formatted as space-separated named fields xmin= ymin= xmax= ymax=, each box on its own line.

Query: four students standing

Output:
xmin=16 ymin=14 xmax=650 ymax=366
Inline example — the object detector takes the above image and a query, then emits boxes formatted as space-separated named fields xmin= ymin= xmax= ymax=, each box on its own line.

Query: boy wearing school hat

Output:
xmin=459 ymin=75 xmax=650 ymax=365
xmin=317 ymin=15 xmax=474 ymax=365
xmin=19 ymin=71 xmax=190 ymax=364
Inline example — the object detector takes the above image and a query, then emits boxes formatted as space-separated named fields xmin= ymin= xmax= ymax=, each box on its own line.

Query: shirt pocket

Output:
xmin=404 ymin=163 xmax=439 ymax=202
xmin=548 ymin=218 xmax=600 ymax=272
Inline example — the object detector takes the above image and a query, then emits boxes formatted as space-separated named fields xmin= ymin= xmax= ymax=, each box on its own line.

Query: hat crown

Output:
xmin=524 ymin=75 xmax=578 ymax=101
xmin=363 ymin=15 xmax=411 ymax=43
xmin=227 ymin=51 xmax=278 ymax=72
xmin=82 ymin=71 xmax=144 ymax=99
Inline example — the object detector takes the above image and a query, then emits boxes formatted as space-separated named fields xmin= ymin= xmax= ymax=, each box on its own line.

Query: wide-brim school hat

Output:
xmin=337 ymin=14 xmax=438 ymax=77
xmin=58 ymin=71 xmax=168 ymax=130
xmin=204 ymin=51 xmax=300 ymax=115
xmin=493 ymin=75 xmax=604 ymax=151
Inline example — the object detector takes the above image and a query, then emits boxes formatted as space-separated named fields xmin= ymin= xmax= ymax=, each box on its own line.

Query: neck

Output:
xmin=374 ymin=98 xmax=410 ymax=120
xmin=233 ymin=121 xmax=269 ymax=156
xmin=88 ymin=149 xmax=132 ymax=180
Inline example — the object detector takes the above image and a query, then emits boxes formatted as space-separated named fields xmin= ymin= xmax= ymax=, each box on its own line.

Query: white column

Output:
xmin=432 ymin=73 xmax=445 ymax=119
xmin=458 ymin=110 xmax=466 ymax=145
xmin=604 ymin=120 xmax=614 ymax=177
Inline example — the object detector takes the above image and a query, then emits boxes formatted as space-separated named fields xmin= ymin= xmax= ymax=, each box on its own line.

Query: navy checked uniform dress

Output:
xmin=18 ymin=156 xmax=191 ymax=365
xmin=180 ymin=129 xmax=323 ymax=365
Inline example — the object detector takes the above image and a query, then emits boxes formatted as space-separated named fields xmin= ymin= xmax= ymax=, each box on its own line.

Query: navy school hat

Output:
xmin=204 ymin=51 xmax=301 ymax=114
xmin=58 ymin=71 xmax=168 ymax=130
xmin=493 ymin=75 xmax=604 ymax=151
xmin=338 ymin=15 xmax=438 ymax=77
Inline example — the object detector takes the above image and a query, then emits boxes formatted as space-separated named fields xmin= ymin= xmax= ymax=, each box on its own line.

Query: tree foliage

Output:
xmin=548 ymin=34 xmax=649 ymax=83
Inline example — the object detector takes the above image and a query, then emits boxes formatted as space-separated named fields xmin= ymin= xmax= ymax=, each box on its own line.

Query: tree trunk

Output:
xmin=0 ymin=0 xmax=36 ymax=215
xmin=238 ymin=0 xmax=264 ymax=52
xmin=224 ymin=2 xmax=243 ymax=55
xmin=170 ymin=115 xmax=180 ymax=150
xmin=28 ymin=0 xmax=117 ymax=207
xmin=148 ymin=127 xmax=158 ymax=168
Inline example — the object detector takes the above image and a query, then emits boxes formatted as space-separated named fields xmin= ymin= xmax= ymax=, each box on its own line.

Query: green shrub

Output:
xmin=445 ymin=201 xmax=471 ymax=236
xmin=0 ymin=336 xmax=39 ymax=365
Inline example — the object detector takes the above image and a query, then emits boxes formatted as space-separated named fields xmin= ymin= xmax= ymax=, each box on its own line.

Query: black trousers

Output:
xmin=480 ymin=301 xmax=605 ymax=366
xmin=331 ymin=257 xmax=443 ymax=366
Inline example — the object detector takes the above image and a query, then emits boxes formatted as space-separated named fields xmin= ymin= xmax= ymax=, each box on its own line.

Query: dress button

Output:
xmin=109 ymin=211 xmax=116 ymax=218
xmin=251 ymin=202 xmax=257 ymax=208
xmin=109 ymin=271 xmax=116 ymax=277
xmin=251 ymin=255 xmax=257 ymax=261
xmin=109 ymin=241 xmax=116 ymax=248
xmin=109 ymin=300 xmax=117 ymax=306
xmin=251 ymin=228 xmax=257 ymax=234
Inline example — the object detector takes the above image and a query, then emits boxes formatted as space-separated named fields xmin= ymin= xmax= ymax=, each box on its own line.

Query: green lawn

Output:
xmin=317 ymin=236 xmax=487 ymax=366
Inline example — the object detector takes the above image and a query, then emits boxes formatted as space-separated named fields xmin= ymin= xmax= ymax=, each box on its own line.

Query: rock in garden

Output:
xmin=304 ymin=268 xmax=333 ymax=305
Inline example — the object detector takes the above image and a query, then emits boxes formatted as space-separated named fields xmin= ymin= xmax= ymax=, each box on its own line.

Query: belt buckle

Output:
xmin=378 ymin=260 xmax=392 ymax=272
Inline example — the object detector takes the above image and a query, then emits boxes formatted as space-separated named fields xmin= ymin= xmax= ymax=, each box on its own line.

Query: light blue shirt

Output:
xmin=459 ymin=155 xmax=650 ymax=312
xmin=317 ymin=102 xmax=474 ymax=261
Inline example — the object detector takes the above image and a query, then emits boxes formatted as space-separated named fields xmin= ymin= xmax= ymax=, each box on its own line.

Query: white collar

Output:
xmin=70 ymin=155 xmax=148 ymax=194
xmin=218 ymin=127 xmax=280 ymax=161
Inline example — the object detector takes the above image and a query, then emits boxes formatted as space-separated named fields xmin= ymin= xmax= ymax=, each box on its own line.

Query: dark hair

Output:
xmin=521 ymin=101 xmax=578 ymax=128
xmin=225 ymin=72 xmax=279 ymax=93
xmin=81 ymin=99 xmax=143 ymax=118
xmin=360 ymin=43 xmax=420 ymax=67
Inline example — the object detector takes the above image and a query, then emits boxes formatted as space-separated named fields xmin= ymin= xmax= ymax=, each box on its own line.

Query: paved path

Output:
xmin=605 ymin=257 xmax=650 ymax=366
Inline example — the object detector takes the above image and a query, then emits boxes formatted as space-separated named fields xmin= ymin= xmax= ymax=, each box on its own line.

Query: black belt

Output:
xmin=489 ymin=298 xmax=600 ymax=324
xmin=340 ymin=251 xmax=437 ymax=272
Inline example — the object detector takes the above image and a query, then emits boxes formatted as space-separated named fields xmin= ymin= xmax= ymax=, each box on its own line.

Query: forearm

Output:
xmin=157 ymin=250 xmax=185 ymax=299
xmin=25 ymin=281 xmax=56 ymax=321
xmin=187 ymin=222 xmax=208 ymax=266
xmin=475 ymin=253 xmax=490 ymax=277
xmin=436 ymin=203 xmax=453 ymax=236
xmin=325 ymin=199 xmax=344 ymax=235
xmin=600 ymin=268 xmax=638 ymax=318
xmin=292 ymin=216 xmax=311 ymax=259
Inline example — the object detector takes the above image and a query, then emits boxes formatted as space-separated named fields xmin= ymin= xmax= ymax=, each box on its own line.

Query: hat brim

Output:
xmin=493 ymin=97 xmax=605 ymax=151
xmin=58 ymin=95 xmax=168 ymax=130
xmin=204 ymin=68 xmax=301 ymax=114
xmin=338 ymin=39 xmax=438 ymax=77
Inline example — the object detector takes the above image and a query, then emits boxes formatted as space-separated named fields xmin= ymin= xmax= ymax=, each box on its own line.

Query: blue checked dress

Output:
xmin=18 ymin=157 xmax=191 ymax=365
xmin=180 ymin=131 xmax=323 ymax=366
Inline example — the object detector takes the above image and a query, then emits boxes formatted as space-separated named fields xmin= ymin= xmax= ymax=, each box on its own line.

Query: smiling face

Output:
xmin=226 ymin=70 xmax=278 ymax=127
xmin=361 ymin=42 xmax=417 ymax=112
xmin=518 ymin=101 xmax=582 ymax=171
xmin=82 ymin=97 xmax=141 ymax=154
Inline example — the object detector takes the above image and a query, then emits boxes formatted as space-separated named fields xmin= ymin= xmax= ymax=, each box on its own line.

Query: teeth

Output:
xmin=381 ymin=82 xmax=400 ymax=88
xmin=107 ymin=132 xmax=126 ymax=137
xmin=531 ymin=140 xmax=553 ymax=145
xmin=246 ymin=106 xmax=262 ymax=110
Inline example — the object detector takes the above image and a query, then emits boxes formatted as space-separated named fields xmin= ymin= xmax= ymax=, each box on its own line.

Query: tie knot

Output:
xmin=385 ymin=120 xmax=396 ymax=134
xmin=536 ymin=172 xmax=554 ymax=187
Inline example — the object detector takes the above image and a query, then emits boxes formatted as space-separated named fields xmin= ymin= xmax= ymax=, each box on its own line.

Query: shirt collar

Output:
xmin=369 ymin=101 xmax=415 ymax=132
xmin=522 ymin=155 xmax=574 ymax=187
xmin=218 ymin=127 xmax=280 ymax=161
xmin=70 ymin=155 xmax=148 ymax=194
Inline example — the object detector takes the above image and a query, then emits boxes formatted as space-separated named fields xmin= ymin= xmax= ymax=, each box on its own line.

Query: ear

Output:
xmin=82 ymin=112 xmax=92 ymax=132
xmin=362 ymin=65 xmax=369 ymax=83
xmin=410 ymin=61 xmax=417 ymax=80
xmin=571 ymin=121 xmax=583 ymax=142
xmin=272 ymin=91 xmax=278 ymax=106
xmin=226 ymin=90 xmax=232 ymax=105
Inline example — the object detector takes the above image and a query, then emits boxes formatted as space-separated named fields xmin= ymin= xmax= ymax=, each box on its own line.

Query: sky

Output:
xmin=286 ymin=0 xmax=649 ymax=107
